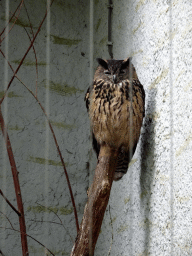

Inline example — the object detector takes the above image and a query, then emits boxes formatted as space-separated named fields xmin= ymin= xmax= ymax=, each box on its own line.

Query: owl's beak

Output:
xmin=113 ymin=75 xmax=117 ymax=83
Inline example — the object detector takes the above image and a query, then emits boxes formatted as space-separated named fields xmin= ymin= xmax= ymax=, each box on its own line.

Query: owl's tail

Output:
xmin=114 ymin=150 xmax=130 ymax=181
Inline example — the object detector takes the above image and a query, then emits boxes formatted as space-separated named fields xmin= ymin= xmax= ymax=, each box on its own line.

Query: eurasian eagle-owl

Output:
xmin=85 ymin=57 xmax=145 ymax=181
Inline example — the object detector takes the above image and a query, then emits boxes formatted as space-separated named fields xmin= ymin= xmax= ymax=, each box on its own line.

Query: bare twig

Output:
xmin=18 ymin=79 xmax=79 ymax=233
xmin=0 ymin=226 xmax=55 ymax=256
xmin=0 ymin=108 xmax=28 ymax=256
xmin=0 ymin=210 xmax=14 ymax=229
xmin=0 ymin=0 xmax=55 ymax=105
xmin=35 ymin=202 xmax=74 ymax=242
xmin=0 ymin=43 xmax=79 ymax=234
xmin=1 ymin=0 xmax=79 ymax=242
xmin=0 ymin=189 xmax=21 ymax=216
xmin=0 ymin=0 xmax=24 ymax=40
xmin=0 ymin=249 xmax=5 ymax=256
xmin=0 ymin=49 xmax=15 ymax=73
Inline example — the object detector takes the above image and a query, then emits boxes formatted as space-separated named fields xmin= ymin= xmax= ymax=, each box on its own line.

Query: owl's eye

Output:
xmin=104 ymin=70 xmax=111 ymax=75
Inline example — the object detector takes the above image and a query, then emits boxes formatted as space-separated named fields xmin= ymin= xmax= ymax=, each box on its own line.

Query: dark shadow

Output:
xmin=140 ymin=87 xmax=157 ymax=255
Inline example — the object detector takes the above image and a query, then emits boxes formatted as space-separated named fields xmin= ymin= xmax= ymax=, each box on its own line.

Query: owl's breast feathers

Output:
xmin=85 ymin=78 xmax=145 ymax=150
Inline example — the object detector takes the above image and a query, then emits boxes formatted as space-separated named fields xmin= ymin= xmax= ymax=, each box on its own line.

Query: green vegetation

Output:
xmin=27 ymin=205 xmax=73 ymax=215
xmin=12 ymin=60 xmax=47 ymax=66
xmin=0 ymin=91 xmax=21 ymax=98
xmin=51 ymin=35 xmax=81 ymax=46
xmin=28 ymin=156 xmax=68 ymax=167
xmin=47 ymin=81 xmax=84 ymax=96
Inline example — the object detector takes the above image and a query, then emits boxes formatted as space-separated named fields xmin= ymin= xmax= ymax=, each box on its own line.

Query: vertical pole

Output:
xmin=107 ymin=0 xmax=113 ymax=59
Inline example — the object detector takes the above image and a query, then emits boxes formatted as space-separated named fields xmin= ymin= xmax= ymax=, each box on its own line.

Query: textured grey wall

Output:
xmin=0 ymin=0 xmax=192 ymax=256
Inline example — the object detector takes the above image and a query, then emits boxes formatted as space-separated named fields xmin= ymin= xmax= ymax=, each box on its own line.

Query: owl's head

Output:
xmin=94 ymin=57 xmax=138 ymax=84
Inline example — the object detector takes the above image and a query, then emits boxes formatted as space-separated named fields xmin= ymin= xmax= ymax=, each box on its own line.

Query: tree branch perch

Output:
xmin=71 ymin=144 xmax=119 ymax=256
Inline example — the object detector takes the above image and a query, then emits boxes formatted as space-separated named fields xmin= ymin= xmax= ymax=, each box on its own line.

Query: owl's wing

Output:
xmin=84 ymin=87 xmax=91 ymax=111
xmin=84 ymin=84 xmax=101 ymax=158
xmin=92 ymin=132 xmax=100 ymax=157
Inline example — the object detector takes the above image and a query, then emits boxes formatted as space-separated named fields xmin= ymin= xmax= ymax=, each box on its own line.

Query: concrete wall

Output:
xmin=0 ymin=0 xmax=192 ymax=255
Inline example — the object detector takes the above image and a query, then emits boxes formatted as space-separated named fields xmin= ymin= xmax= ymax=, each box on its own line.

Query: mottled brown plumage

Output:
xmin=85 ymin=58 xmax=145 ymax=180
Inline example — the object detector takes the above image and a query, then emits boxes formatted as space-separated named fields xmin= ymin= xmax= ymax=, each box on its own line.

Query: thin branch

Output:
xmin=0 ymin=40 xmax=79 ymax=234
xmin=0 ymin=0 xmax=55 ymax=106
xmin=0 ymin=189 xmax=21 ymax=216
xmin=0 ymin=227 xmax=55 ymax=256
xmin=36 ymin=202 xmax=74 ymax=242
xmin=18 ymin=78 xmax=79 ymax=233
xmin=0 ymin=108 xmax=28 ymax=256
xmin=0 ymin=210 xmax=14 ymax=230
xmin=0 ymin=0 xmax=24 ymax=40
xmin=36 ymin=202 xmax=63 ymax=226
xmin=0 ymin=249 xmax=5 ymax=256
xmin=0 ymin=49 xmax=15 ymax=73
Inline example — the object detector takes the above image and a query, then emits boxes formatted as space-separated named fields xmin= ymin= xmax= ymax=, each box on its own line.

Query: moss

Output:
xmin=1 ymin=16 xmax=31 ymax=28
xmin=128 ymin=158 xmax=137 ymax=167
xmin=27 ymin=205 xmax=73 ymax=215
xmin=96 ymin=18 xmax=101 ymax=32
xmin=94 ymin=0 xmax=99 ymax=5
xmin=0 ymin=91 xmax=21 ymax=98
xmin=99 ymin=36 xmax=107 ymax=46
xmin=140 ymin=190 xmax=148 ymax=199
xmin=29 ymin=245 xmax=69 ymax=255
xmin=51 ymin=35 xmax=81 ymax=46
xmin=27 ymin=205 xmax=58 ymax=214
xmin=132 ymin=49 xmax=143 ymax=56
xmin=149 ymin=68 xmax=169 ymax=89
xmin=176 ymin=133 xmax=192 ymax=157
xmin=8 ymin=125 xmax=22 ymax=131
xmin=124 ymin=197 xmax=130 ymax=204
xmin=59 ymin=206 xmax=73 ymax=215
xmin=52 ymin=250 xmax=69 ymax=256
xmin=29 ymin=246 xmax=44 ymax=254
xmin=118 ymin=24 xmax=122 ymax=30
xmin=117 ymin=224 xmax=128 ymax=233
xmin=133 ymin=22 xmax=143 ymax=34
xmin=136 ymin=0 xmax=146 ymax=12
xmin=14 ymin=17 xmax=31 ymax=28
xmin=46 ymin=81 xmax=83 ymax=96
xmin=28 ymin=156 xmax=68 ymax=167
xmin=54 ymin=0 xmax=73 ymax=10
xmin=142 ymin=218 xmax=153 ymax=228
xmin=12 ymin=60 xmax=47 ymax=66
xmin=50 ymin=121 xmax=75 ymax=130
xmin=111 ymin=216 xmax=117 ymax=223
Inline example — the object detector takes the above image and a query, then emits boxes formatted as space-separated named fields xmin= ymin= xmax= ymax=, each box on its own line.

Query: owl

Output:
xmin=85 ymin=57 xmax=145 ymax=181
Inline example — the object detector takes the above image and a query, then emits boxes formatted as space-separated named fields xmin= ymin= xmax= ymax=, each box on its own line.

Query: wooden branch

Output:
xmin=0 ymin=189 xmax=21 ymax=216
xmin=0 ymin=51 xmax=79 ymax=233
xmin=0 ymin=0 xmax=55 ymax=105
xmin=71 ymin=144 xmax=119 ymax=256
xmin=0 ymin=108 xmax=28 ymax=256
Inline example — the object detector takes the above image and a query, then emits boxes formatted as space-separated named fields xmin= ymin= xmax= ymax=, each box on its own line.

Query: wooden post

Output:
xmin=71 ymin=144 xmax=119 ymax=256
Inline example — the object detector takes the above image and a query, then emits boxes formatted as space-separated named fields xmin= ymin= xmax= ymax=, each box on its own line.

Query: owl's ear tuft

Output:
xmin=121 ymin=57 xmax=132 ymax=70
xmin=96 ymin=58 xmax=108 ymax=70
